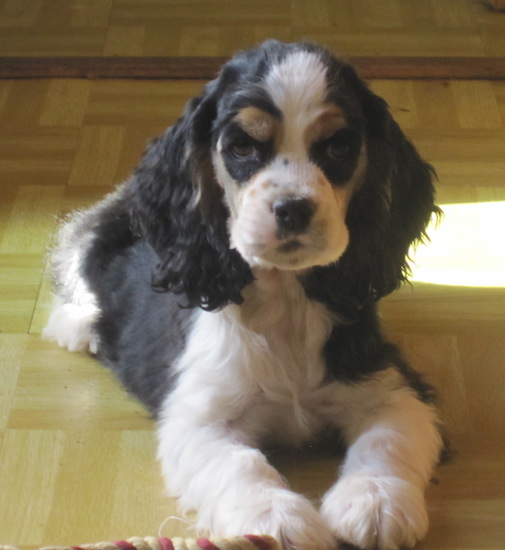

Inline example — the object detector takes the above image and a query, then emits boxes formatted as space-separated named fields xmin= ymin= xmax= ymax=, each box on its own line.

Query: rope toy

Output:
xmin=0 ymin=535 xmax=279 ymax=550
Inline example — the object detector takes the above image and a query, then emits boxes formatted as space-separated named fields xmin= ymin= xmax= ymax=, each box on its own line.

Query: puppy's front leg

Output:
xmin=320 ymin=370 xmax=442 ymax=550
xmin=157 ymin=402 xmax=335 ymax=550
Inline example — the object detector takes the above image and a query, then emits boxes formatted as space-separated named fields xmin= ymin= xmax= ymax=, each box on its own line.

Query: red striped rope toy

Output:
xmin=0 ymin=535 xmax=279 ymax=550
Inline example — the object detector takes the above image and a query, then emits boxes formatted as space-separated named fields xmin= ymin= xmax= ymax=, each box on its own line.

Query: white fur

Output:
xmin=264 ymin=51 xmax=329 ymax=156
xmin=157 ymin=271 xmax=336 ymax=550
xmin=43 ymin=300 xmax=98 ymax=353
xmin=42 ymin=194 xmax=114 ymax=354
xmin=320 ymin=375 xmax=441 ymax=550
xmin=42 ymin=238 xmax=99 ymax=354
xmin=227 ymin=158 xmax=350 ymax=270
xmin=157 ymin=271 xmax=441 ymax=550
xmin=322 ymin=475 xmax=428 ymax=550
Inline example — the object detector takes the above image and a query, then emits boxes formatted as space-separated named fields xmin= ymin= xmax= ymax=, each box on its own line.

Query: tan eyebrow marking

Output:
xmin=234 ymin=107 xmax=279 ymax=143
xmin=305 ymin=105 xmax=348 ymax=145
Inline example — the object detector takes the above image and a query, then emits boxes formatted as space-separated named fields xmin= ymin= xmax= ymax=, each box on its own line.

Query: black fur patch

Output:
xmin=309 ymin=127 xmax=363 ymax=186
xmin=85 ymin=232 xmax=196 ymax=414
xmin=219 ymin=121 xmax=275 ymax=184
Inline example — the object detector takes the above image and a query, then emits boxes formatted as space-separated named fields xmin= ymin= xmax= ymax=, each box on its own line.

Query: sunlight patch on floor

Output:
xmin=410 ymin=201 xmax=505 ymax=288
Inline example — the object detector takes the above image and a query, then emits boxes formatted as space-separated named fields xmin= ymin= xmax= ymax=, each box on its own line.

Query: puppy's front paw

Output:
xmin=269 ymin=490 xmax=336 ymax=550
xmin=320 ymin=475 xmax=428 ymax=550
xmin=217 ymin=489 xmax=336 ymax=550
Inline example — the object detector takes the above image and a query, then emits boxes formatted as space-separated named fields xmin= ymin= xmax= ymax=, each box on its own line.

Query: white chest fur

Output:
xmin=168 ymin=269 xmax=336 ymax=446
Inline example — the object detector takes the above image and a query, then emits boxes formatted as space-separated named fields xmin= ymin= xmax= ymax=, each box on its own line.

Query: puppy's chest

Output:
xmin=237 ymin=272 xmax=333 ymax=394
xmin=220 ymin=276 xmax=337 ymax=444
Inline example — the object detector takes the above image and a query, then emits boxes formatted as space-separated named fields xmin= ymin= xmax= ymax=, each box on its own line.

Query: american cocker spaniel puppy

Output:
xmin=44 ymin=40 xmax=444 ymax=550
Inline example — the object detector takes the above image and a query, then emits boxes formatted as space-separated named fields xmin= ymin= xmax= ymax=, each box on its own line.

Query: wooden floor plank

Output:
xmin=1 ymin=0 xmax=503 ymax=59
xmin=2 ymin=55 xmax=505 ymax=80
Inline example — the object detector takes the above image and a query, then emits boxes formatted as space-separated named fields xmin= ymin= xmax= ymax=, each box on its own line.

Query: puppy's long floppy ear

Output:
xmin=126 ymin=78 xmax=253 ymax=311
xmin=305 ymin=64 xmax=439 ymax=318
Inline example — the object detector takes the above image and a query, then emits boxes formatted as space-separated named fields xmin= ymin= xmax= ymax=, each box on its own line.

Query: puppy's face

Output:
xmin=211 ymin=50 xmax=367 ymax=271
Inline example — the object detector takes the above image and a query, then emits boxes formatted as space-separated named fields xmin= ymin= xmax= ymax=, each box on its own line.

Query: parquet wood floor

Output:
xmin=1 ymin=1 xmax=505 ymax=547
xmin=0 ymin=0 xmax=504 ymax=58
xmin=1 ymin=75 xmax=504 ymax=549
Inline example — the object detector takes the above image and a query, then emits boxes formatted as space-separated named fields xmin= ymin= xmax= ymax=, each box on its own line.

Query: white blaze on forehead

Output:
xmin=265 ymin=51 xmax=328 ymax=113
xmin=264 ymin=51 xmax=329 ymax=154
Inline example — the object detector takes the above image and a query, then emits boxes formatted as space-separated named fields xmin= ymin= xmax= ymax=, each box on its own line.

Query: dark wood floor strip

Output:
xmin=1 ymin=56 xmax=505 ymax=80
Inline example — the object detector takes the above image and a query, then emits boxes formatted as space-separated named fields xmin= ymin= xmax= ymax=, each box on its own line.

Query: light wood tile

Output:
xmin=29 ymin=264 xmax=55 ymax=335
xmin=355 ymin=0 xmax=403 ymax=29
xmin=83 ymin=80 xmax=203 ymax=126
xmin=0 ymin=429 xmax=65 ymax=545
xmin=399 ymin=334 xmax=473 ymax=434
xmin=0 ymin=253 xmax=45 ymax=333
xmin=432 ymin=0 xmax=476 ymax=28
xmin=0 ymin=80 xmax=50 ymax=126
xmin=381 ymin=284 xmax=505 ymax=335
xmin=303 ymin=29 xmax=486 ymax=58
xmin=68 ymin=125 xmax=126 ymax=186
xmin=0 ymin=80 xmax=13 ymax=112
xmin=459 ymin=335 xmax=505 ymax=431
xmin=70 ymin=0 xmax=114 ymax=29
xmin=410 ymin=81 xmax=460 ymax=130
xmin=0 ymin=0 xmax=503 ymax=58
xmin=8 ymin=338 xmax=150 ymax=431
xmin=39 ymin=80 xmax=92 ymax=127
xmin=369 ymin=80 xmax=418 ymax=129
xmin=108 ymin=431 xmax=173 ymax=539
xmin=291 ymin=0 xmax=331 ymax=28
xmin=0 ymin=185 xmax=63 ymax=253
xmin=103 ymin=25 xmax=146 ymax=56
xmin=0 ymin=334 xmax=27 ymax=429
xmin=0 ymin=28 xmax=107 ymax=56
xmin=451 ymin=80 xmax=503 ymax=129
xmin=0 ymin=0 xmax=41 ymax=28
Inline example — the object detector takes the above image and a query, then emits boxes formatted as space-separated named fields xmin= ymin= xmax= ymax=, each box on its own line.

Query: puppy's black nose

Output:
xmin=273 ymin=198 xmax=314 ymax=235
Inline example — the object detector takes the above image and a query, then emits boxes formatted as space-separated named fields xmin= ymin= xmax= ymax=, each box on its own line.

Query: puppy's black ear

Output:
xmin=350 ymin=71 xmax=439 ymax=295
xmin=305 ymin=65 xmax=439 ymax=318
xmin=126 ymin=79 xmax=253 ymax=311
xmin=348 ymin=74 xmax=440 ymax=299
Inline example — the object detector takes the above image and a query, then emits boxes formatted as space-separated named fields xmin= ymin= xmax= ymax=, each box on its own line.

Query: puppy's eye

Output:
xmin=230 ymin=143 xmax=257 ymax=160
xmin=326 ymin=142 xmax=351 ymax=161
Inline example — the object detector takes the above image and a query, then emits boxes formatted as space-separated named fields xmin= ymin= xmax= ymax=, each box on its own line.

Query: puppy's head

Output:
xmin=129 ymin=41 xmax=437 ymax=311
xmin=211 ymin=46 xmax=367 ymax=271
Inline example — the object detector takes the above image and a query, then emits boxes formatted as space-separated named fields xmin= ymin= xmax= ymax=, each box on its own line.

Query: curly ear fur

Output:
xmin=126 ymin=80 xmax=253 ymax=311
xmin=304 ymin=65 xmax=439 ymax=318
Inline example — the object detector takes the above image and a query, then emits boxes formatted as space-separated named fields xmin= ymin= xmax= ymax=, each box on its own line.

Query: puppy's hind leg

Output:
xmin=43 ymin=212 xmax=100 ymax=354
xmin=43 ymin=297 xmax=99 ymax=354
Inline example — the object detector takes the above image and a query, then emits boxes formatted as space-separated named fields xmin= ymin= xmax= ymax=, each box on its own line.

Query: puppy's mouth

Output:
xmin=232 ymin=217 xmax=349 ymax=271
xmin=234 ymin=229 xmax=330 ymax=271
xmin=277 ymin=239 xmax=303 ymax=253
